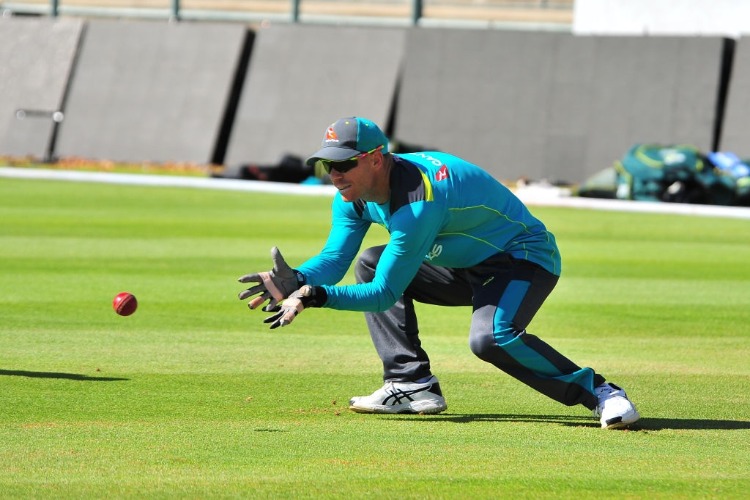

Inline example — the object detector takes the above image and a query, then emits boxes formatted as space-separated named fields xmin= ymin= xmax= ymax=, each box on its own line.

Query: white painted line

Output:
xmin=2 ymin=166 xmax=750 ymax=219
xmin=514 ymin=185 xmax=750 ymax=219
xmin=0 ymin=166 xmax=336 ymax=196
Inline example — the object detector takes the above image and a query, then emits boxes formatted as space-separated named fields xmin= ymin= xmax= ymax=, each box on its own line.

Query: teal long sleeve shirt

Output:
xmin=296 ymin=151 xmax=561 ymax=312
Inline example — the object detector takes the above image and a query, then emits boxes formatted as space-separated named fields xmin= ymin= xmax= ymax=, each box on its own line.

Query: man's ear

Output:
xmin=373 ymin=151 xmax=387 ymax=170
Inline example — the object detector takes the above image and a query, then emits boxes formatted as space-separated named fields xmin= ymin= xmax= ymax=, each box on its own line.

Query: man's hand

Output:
xmin=238 ymin=247 xmax=302 ymax=311
xmin=263 ymin=285 xmax=327 ymax=329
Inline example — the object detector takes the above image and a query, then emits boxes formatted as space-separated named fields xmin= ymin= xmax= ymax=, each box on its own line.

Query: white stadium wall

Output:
xmin=574 ymin=0 xmax=750 ymax=37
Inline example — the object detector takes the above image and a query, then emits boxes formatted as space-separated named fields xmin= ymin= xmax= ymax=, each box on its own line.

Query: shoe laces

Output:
xmin=594 ymin=383 xmax=622 ymax=398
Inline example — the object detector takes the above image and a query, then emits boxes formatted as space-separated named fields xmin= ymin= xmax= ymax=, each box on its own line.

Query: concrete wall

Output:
xmin=1 ymin=17 xmax=746 ymax=183
xmin=0 ymin=17 xmax=83 ymax=158
xmin=55 ymin=19 xmax=246 ymax=164
xmin=225 ymin=24 xmax=405 ymax=167
xmin=397 ymin=29 xmax=723 ymax=181
xmin=720 ymin=38 xmax=750 ymax=153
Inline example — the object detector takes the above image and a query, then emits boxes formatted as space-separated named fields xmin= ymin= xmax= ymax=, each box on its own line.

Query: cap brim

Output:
xmin=305 ymin=146 xmax=360 ymax=167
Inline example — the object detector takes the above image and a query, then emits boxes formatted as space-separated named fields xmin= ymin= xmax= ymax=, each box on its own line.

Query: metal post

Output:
xmin=411 ymin=0 xmax=422 ymax=26
xmin=170 ymin=0 xmax=180 ymax=21
xmin=51 ymin=0 xmax=59 ymax=17
xmin=291 ymin=0 xmax=300 ymax=23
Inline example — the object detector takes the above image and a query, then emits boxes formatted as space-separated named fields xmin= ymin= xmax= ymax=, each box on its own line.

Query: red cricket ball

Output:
xmin=113 ymin=292 xmax=138 ymax=316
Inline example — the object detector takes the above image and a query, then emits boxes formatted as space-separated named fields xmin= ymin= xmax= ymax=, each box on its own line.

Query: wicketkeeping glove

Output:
xmin=238 ymin=247 xmax=303 ymax=311
xmin=263 ymin=285 xmax=327 ymax=329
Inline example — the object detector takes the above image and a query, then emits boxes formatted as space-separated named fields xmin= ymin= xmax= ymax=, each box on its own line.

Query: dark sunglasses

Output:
xmin=316 ymin=145 xmax=383 ymax=174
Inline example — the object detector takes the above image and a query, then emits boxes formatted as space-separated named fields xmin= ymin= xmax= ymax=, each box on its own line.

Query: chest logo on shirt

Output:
xmin=426 ymin=244 xmax=443 ymax=261
xmin=435 ymin=165 xmax=449 ymax=181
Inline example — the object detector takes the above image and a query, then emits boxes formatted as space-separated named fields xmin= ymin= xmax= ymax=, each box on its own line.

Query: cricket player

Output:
xmin=238 ymin=117 xmax=640 ymax=429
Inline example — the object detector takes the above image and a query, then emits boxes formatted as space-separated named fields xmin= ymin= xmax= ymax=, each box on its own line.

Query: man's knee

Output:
xmin=468 ymin=330 xmax=494 ymax=360
xmin=355 ymin=246 xmax=384 ymax=283
xmin=469 ymin=323 xmax=522 ymax=359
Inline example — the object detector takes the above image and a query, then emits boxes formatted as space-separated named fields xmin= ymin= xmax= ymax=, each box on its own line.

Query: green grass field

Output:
xmin=1 ymin=177 xmax=749 ymax=498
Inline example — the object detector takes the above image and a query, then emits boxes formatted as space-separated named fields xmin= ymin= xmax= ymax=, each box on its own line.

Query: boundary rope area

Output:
xmin=3 ymin=166 xmax=750 ymax=219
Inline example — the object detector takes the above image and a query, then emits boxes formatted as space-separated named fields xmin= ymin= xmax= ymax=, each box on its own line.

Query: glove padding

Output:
xmin=238 ymin=247 xmax=301 ymax=311
xmin=264 ymin=285 xmax=326 ymax=329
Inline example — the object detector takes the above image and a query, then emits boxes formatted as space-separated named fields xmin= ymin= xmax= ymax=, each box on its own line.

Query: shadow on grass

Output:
xmin=391 ymin=414 xmax=598 ymax=428
xmin=389 ymin=413 xmax=750 ymax=430
xmin=0 ymin=369 xmax=129 ymax=382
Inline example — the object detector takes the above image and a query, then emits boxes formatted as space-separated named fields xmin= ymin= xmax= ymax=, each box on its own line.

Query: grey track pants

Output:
xmin=354 ymin=245 xmax=605 ymax=410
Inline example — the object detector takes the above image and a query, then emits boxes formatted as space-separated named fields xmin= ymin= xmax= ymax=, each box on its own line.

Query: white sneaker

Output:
xmin=594 ymin=382 xmax=640 ymax=429
xmin=349 ymin=376 xmax=447 ymax=414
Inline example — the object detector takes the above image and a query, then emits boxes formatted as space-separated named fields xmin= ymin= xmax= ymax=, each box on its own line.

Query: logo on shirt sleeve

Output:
xmin=435 ymin=165 xmax=449 ymax=181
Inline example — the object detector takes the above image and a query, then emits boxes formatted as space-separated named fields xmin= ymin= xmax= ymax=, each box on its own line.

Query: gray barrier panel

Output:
xmin=55 ymin=19 xmax=245 ymax=164
xmin=397 ymin=29 xmax=570 ymax=182
xmin=225 ymin=24 xmax=406 ymax=167
xmin=0 ymin=17 xmax=83 ymax=158
xmin=396 ymin=30 xmax=722 ymax=183
xmin=584 ymin=36 xmax=722 ymax=179
xmin=720 ymin=38 xmax=750 ymax=157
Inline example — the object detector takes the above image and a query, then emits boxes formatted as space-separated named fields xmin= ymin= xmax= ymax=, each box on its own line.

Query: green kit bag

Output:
xmin=614 ymin=144 xmax=735 ymax=205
